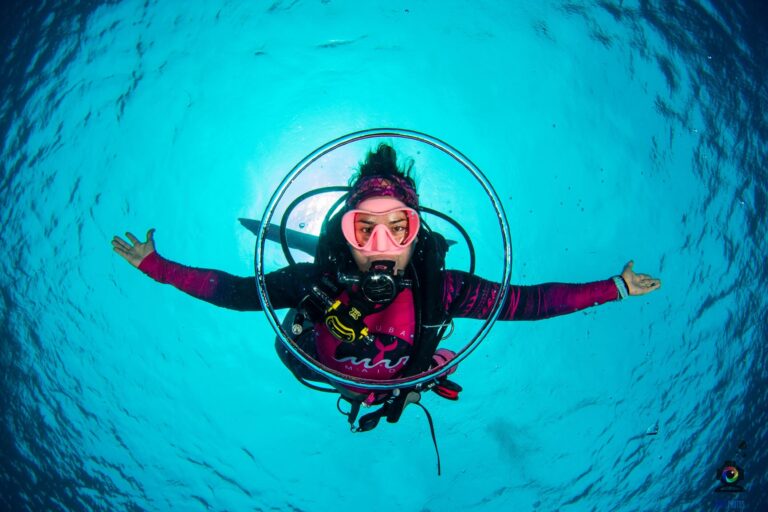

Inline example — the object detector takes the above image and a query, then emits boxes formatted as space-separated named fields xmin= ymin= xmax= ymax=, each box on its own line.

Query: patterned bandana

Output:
xmin=346 ymin=174 xmax=419 ymax=209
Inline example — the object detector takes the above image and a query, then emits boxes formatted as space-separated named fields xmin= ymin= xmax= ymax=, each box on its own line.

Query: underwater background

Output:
xmin=1 ymin=1 xmax=766 ymax=511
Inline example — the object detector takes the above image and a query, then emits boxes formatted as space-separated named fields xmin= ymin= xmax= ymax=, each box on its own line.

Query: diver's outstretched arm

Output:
xmin=444 ymin=260 xmax=661 ymax=321
xmin=111 ymin=228 xmax=261 ymax=311
xmin=111 ymin=228 xmax=313 ymax=312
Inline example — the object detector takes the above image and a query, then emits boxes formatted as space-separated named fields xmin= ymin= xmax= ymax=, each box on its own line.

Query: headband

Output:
xmin=346 ymin=174 xmax=419 ymax=209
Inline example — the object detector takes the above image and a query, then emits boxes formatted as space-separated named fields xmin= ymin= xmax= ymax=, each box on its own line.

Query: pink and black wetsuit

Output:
xmin=138 ymin=251 xmax=622 ymax=383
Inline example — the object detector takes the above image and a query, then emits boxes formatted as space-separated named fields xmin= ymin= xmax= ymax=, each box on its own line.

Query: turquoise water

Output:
xmin=1 ymin=1 xmax=765 ymax=511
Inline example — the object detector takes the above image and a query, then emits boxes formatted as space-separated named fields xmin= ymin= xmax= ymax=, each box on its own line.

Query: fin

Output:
xmin=238 ymin=218 xmax=319 ymax=256
xmin=239 ymin=217 xmax=457 ymax=256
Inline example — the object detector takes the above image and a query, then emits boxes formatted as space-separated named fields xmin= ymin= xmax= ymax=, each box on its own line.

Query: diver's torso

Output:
xmin=314 ymin=288 xmax=416 ymax=380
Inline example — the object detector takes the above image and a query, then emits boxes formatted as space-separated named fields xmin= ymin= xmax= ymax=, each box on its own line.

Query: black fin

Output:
xmin=238 ymin=218 xmax=319 ymax=256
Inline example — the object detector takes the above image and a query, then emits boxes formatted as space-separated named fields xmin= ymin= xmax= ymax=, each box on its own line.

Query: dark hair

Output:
xmin=349 ymin=143 xmax=416 ymax=190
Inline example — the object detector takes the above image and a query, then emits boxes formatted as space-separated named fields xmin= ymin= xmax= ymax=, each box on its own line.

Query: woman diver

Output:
xmin=112 ymin=143 xmax=661 ymax=442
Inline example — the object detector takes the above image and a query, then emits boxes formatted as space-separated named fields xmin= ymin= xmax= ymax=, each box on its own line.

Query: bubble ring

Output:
xmin=255 ymin=128 xmax=512 ymax=390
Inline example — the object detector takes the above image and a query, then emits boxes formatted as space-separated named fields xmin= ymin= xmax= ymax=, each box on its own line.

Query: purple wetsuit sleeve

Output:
xmin=137 ymin=251 xmax=304 ymax=311
xmin=443 ymin=270 xmax=620 ymax=320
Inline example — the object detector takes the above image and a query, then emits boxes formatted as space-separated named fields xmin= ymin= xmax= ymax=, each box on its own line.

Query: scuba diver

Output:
xmin=112 ymin=143 xmax=661 ymax=471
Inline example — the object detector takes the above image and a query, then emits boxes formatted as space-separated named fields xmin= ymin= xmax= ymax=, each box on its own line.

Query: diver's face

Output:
xmin=348 ymin=209 xmax=415 ymax=272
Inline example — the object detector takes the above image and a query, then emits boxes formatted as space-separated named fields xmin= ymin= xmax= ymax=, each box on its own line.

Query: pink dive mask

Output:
xmin=341 ymin=197 xmax=420 ymax=256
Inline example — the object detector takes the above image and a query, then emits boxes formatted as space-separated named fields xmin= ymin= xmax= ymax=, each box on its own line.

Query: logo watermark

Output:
xmin=711 ymin=440 xmax=748 ymax=511
xmin=714 ymin=461 xmax=745 ymax=493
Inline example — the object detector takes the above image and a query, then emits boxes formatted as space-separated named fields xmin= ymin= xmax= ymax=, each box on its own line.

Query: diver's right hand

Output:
xmin=112 ymin=228 xmax=156 ymax=268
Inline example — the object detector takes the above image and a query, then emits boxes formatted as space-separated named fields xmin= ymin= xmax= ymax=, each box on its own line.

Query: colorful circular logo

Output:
xmin=721 ymin=465 xmax=739 ymax=484
xmin=718 ymin=461 xmax=743 ymax=486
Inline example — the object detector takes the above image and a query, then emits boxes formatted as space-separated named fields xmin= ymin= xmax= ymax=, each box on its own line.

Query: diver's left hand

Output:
xmin=620 ymin=260 xmax=661 ymax=296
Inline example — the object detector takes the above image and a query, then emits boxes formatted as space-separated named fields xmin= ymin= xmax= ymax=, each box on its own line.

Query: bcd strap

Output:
xmin=347 ymin=388 xmax=419 ymax=432
xmin=342 ymin=399 xmax=362 ymax=430
xmin=413 ymin=402 xmax=441 ymax=476
xmin=386 ymin=390 xmax=421 ymax=423
xmin=400 ymin=231 xmax=451 ymax=379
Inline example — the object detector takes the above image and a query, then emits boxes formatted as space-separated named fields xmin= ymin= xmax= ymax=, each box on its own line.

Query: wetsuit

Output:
xmin=138 ymin=251 xmax=622 ymax=383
